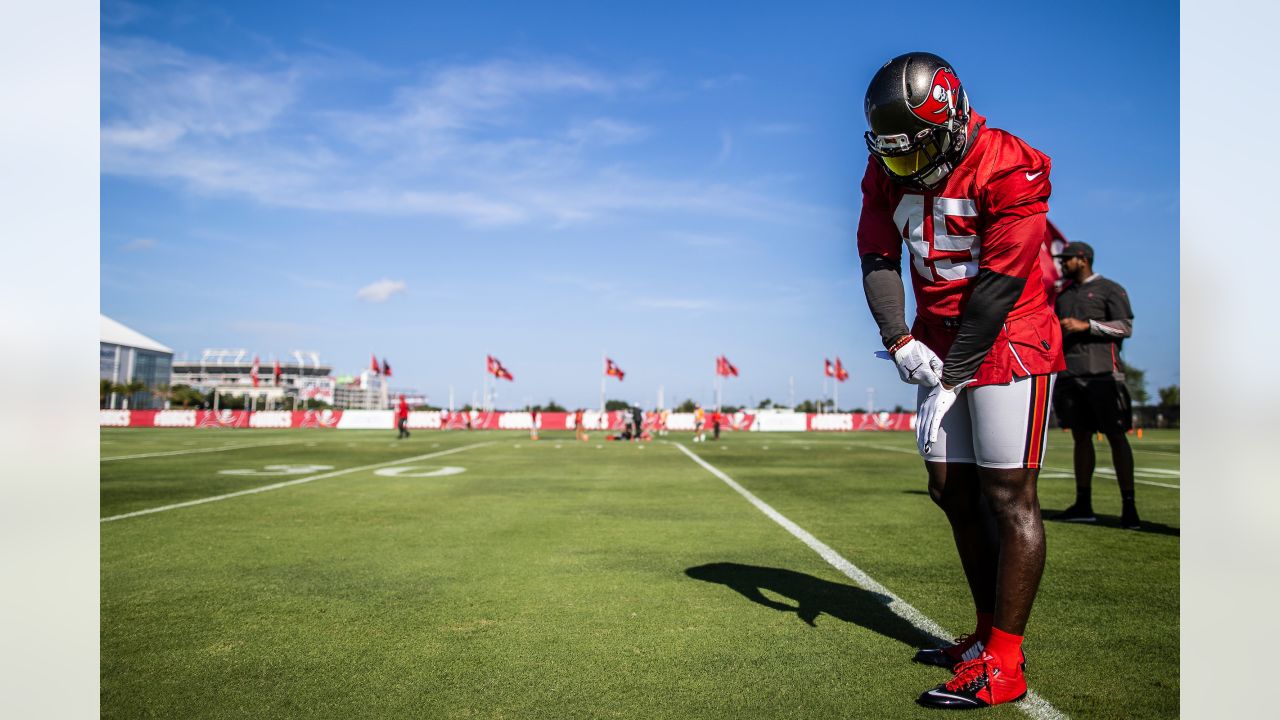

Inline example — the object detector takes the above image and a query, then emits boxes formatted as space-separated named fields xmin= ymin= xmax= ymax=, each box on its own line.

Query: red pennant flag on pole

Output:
xmin=487 ymin=355 xmax=514 ymax=381
xmin=605 ymin=357 xmax=625 ymax=381
xmin=716 ymin=355 xmax=739 ymax=377
xmin=382 ymin=358 xmax=392 ymax=377
xmin=835 ymin=357 xmax=849 ymax=382
xmin=251 ymin=356 xmax=260 ymax=388
xmin=273 ymin=359 xmax=282 ymax=386
xmin=370 ymin=353 xmax=380 ymax=374
xmin=1042 ymin=219 xmax=1069 ymax=305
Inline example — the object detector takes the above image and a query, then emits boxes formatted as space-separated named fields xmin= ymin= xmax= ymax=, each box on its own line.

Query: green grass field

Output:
xmin=101 ymin=428 xmax=1179 ymax=719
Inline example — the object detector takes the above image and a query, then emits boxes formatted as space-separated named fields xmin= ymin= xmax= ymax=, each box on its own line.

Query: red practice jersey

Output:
xmin=857 ymin=111 xmax=1066 ymax=386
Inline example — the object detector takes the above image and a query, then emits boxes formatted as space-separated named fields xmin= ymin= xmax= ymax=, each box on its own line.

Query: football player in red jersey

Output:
xmin=857 ymin=52 xmax=1066 ymax=710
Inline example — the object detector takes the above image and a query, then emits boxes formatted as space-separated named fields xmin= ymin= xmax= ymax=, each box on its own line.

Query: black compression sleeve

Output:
xmin=860 ymin=254 xmax=911 ymax=349
xmin=940 ymin=269 xmax=1026 ymax=386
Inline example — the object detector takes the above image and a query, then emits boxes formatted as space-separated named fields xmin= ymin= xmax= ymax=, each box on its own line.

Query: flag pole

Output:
xmin=715 ymin=362 xmax=722 ymax=412
xmin=600 ymin=351 xmax=606 ymax=420
xmin=834 ymin=376 xmax=840 ymax=413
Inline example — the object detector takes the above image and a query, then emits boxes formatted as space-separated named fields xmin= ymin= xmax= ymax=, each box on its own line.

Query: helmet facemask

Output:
xmin=864 ymin=99 xmax=969 ymax=191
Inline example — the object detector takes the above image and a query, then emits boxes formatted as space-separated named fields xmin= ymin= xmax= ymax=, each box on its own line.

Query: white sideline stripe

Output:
xmin=101 ymin=441 xmax=296 ymax=462
xmin=101 ymin=442 xmax=491 ymax=523
xmin=1044 ymin=467 xmax=1180 ymax=490
xmin=857 ymin=443 xmax=1180 ymax=490
xmin=674 ymin=443 xmax=1069 ymax=720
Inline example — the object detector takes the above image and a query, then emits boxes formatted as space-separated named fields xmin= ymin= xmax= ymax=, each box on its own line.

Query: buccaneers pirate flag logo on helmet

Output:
xmin=910 ymin=67 xmax=961 ymax=126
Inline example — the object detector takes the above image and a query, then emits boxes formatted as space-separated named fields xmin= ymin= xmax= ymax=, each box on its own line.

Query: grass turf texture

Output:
xmin=102 ymin=428 xmax=1179 ymax=719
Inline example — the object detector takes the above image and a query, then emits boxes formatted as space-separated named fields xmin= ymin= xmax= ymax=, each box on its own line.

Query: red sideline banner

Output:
xmin=806 ymin=412 xmax=915 ymax=431
xmin=101 ymin=409 xmax=913 ymax=431
xmin=101 ymin=409 xmax=348 ymax=429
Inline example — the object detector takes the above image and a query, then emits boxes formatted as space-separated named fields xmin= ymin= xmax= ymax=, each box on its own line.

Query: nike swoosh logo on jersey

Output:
xmin=1025 ymin=171 xmax=1043 ymax=181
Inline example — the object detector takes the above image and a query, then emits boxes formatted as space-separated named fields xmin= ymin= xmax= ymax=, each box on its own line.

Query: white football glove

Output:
xmin=916 ymin=381 xmax=972 ymax=455
xmin=889 ymin=337 xmax=944 ymax=387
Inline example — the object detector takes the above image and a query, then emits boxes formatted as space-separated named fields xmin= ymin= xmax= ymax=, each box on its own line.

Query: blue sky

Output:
xmin=101 ymin=0 xmax=1179 ymax=411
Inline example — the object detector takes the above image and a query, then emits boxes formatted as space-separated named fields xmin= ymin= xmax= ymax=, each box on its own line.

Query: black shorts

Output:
xmin=1052 ymin=375 xmax=1132 ymax=434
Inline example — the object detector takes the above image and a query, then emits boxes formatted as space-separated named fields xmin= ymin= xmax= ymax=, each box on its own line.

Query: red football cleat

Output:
xmin=917 ymin=652 xmax=1027 ymax=709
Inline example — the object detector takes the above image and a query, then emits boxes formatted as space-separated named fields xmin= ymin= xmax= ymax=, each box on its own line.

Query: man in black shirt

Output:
xmin=1051 ymin=242 xmax=1140 ymax=528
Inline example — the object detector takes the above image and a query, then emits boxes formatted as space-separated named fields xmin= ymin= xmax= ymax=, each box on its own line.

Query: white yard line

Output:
xmin=853 ymin=442 xmax=1180 ymax=489
xmin=674 ymin=442 xmax=1069 ymax=720
xmin=101 ymin=442 xmax=491 ymax=523
xmin=101 ymin=441 xmax=298 ymax=462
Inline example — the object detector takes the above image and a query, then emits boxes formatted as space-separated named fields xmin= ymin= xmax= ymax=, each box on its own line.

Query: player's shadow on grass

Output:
xmin=684 ymin=562 xmax=943 ymax=648
xmin=1043 ymin=509 xmax=1179 ymax=537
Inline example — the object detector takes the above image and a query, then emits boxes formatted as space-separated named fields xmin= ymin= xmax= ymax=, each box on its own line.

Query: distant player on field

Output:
xmin=574 ymin=408 xmax=588 ymax=442
xmin=857 ymin=52 xmax=1065 ymax=709
xmin=1050 ymin=242 xmax=1140 ymax=528
xmin=693 ymin=404 xmax=706 ymax=443
xmin=396 ymin=394 xmax=410 ymax=439
xmin=530 ymin=408 xmax=540 ymax=441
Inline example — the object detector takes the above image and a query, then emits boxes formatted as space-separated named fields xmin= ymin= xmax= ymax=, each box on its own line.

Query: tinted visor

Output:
xmin=868 ymin=129 xmax=950 ymax=178
xmin=881 ymin=147 xmax=936 ymax=177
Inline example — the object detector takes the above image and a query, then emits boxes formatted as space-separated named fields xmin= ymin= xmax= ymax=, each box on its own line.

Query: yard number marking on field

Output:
xmin=101 ymin=440 xmax=297 ymax=462
xmin=101 ymin=442 xmax=491 ymax=523
xmin=372 ymin=466 xmax=466 ymax=478
xmin=219 ymin=464 xmax=334 ymax=476
xmin=674 ymin=442 xmax=1069 ymax=720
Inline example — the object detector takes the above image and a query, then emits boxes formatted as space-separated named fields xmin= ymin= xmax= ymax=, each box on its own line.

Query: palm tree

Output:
xmin=100 ymin=379 xmax=113 ymax=408
xmin=108 ymin=382 xmax=128 ymax=409
xmin=122 ymin=380 xmax=146 ymax=410
xmin=150 ymin=383 xmax=171 ymax=409
xmin=168 ymin=384 xmax=203 ymax=408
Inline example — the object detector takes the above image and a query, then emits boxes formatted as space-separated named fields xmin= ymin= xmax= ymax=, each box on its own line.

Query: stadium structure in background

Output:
xmin=172 ymin=349 xmax=337 ymax=409
xmin=171 ymin=351 xmax=422 ymax=411
xmin=101 ymin=315 xmax=173 ymax=410
xmin=98 ymin=318 xmax=416 ymax=411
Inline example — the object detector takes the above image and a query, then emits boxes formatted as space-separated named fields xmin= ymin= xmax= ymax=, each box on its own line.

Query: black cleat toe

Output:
xmin=913 ymin=647 xmax=958 ymax=669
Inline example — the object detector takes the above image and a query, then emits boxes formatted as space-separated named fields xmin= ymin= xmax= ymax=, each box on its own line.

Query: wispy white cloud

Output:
xmin=566 ymin=117 xmax=649 ymax=147
xmin=355 ymin=278 xmax=407 ymax=302
xmin=1081 ymin=188 xmax=1178 ymax=214
xmin=122 ymin=237 xmax=157 ymax=251
xmin=666 ymin=231 xmax=737 ymax=248
xmin=102 ymin=38 xmax=297 ymax=149
xmin=700 ymin=73 xmax=746 ymax=90
xmin=716 ymin=130 xmax=733 ymax=164
xmin=745 ymin=122 xmax=804 ymax=136
xmin=635 ymin=297 xmax=715 ymax=311
xmin=103 ymin=0 xmax=148 ymax=27
xmin=101 ymin=42 xmax=828 ymax=228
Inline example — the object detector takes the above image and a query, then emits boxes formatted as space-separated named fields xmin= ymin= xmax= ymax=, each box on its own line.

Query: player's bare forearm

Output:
xmin=1060 ymin=317 xmax=1090 ymax=333
xmin=861 ymin=254 xmax=910 ymax=348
